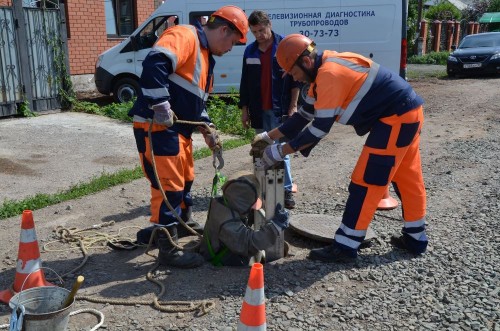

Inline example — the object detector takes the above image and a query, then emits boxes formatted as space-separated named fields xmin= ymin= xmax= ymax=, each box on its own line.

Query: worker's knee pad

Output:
xmin=365 ymin=121 xmax=392 ymax=149
xmin=150 ymin=130 xmax=179 ymax=156
xmin=396 ymin=122 xmax=420 ymax=147
xmin=363 ymin=154 xmax=395 ymax=186
xmin=133 ymin=128 xmax=147 ymax=153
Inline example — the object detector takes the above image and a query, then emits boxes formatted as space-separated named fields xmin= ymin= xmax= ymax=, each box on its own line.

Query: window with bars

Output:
xmin=22 ymin=0 xmax=59 ymax=8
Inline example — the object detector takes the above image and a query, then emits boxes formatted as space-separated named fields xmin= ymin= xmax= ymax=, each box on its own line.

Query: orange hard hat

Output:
xmin=276 ymin=34 xmax=315 ymax=72
xmin=211 ymin=5 xmax=249 ymax=43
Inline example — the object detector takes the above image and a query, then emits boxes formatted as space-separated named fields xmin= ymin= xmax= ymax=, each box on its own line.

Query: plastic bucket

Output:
xmin=9 ymin=286 xmax=73 ymax=331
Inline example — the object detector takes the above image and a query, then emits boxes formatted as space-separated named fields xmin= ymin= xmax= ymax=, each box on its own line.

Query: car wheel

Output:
xmin=113 ymin=77 xmax=139 ymax=103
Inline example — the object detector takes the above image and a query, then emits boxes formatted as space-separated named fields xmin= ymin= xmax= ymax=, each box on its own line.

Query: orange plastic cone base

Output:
xmin=0 ymin=289 xmax=14 ymax=304
xmin=0 ymin=210 xmax=54 ymax=304
xmin=238 ymin=263 xmax=266 ymax=330
xmin=377 ymin=191 xmax=399 ymax=210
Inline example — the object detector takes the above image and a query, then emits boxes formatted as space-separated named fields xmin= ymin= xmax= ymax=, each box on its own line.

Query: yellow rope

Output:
xmin=43 ymin=222 xmax=214 ymax=315
xmin=41 ymin=118 xmax=221 ymax=315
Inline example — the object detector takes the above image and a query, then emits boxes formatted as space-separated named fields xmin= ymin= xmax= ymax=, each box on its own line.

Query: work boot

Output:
xmin=284 ymin=190 xmax=296 ymax=209
xmin=177 ymin=207 xmax=203 ymax=238
xmin=308 ymin=243 xmax=357 ymax=263
xmin=390 ymin=233 xmax=428 ymax=255
xmin=157 ymin=226 xmax=204 ymax=268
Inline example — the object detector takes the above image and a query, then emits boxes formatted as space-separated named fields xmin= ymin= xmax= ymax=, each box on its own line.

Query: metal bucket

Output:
xmin=9 ymin=286 xmax=73 ymax=331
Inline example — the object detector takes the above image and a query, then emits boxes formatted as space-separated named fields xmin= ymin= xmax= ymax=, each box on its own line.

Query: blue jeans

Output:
xmin=256 ymin=110 xmax=293 ymax=192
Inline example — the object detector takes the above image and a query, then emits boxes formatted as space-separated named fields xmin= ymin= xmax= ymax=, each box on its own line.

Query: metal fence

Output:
xmin=0 ymin=1 xmax=68 ymax=117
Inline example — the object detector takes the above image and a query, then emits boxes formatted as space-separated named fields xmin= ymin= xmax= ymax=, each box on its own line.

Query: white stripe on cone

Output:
xmin=243 ymin=286 xmax=265 ymax=306
xmin=16 ymin=258 xmax=42 ymax=274
xmin=20 ymin=228 xmax=37 ymax=243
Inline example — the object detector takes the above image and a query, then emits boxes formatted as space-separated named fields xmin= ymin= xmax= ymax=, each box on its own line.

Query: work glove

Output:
xmin=271 ymin=203 xmax=289 ymax=230
xmin=199 ymin=124 xmax=221 ymax=151
xmin=262 ymin=143 xmax=285 ymax=169
xmin=250 ymin=131 xmax=274 ymax=157
xmin=152 ymin=100 xmax=175 ymax=126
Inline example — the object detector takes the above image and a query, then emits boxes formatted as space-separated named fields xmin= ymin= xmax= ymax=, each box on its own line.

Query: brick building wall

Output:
xmin=0 ymin=1 xmax=155 ymax=75
xmin=66 ymin=1 xmax=154 ymax=75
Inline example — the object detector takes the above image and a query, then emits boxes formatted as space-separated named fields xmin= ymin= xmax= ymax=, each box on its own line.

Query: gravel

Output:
xmin=0 ymin=76 xmax=499 ymax=330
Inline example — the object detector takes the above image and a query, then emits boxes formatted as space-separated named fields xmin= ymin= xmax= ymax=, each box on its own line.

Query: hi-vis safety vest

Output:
xmin=154 ymin=25 xmax=213 ymax=99
xmin=129 ymin=24 xmax=214 ymax=137
xmin=282 ymin=50 xmax=423 ymax=153
xmin=308 ymin=50 xmax=379 ymax=132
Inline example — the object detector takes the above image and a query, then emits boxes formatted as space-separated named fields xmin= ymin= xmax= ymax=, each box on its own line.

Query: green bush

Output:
xmin=425 ymin=1 xmax=462 ymax=20
xmin=408 ymin=51 xmax=450 ymax=65
xmin=206 ymin=91 xmax=255 ymax=140
xmin=72 ymin=100 xmax=134 ymax=122
xmin=71 ymin=90 xmax=254 ymax=139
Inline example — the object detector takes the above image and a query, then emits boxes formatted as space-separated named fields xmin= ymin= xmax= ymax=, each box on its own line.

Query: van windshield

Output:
xmin=137 ymin=15 xmax=178 ymax=49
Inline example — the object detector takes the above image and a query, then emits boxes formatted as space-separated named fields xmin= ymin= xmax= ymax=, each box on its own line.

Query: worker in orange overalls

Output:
xmin=252 ymin=34 xmax=428 ymax=262
xmin=128 ymin=6 xmax=248 ymax=268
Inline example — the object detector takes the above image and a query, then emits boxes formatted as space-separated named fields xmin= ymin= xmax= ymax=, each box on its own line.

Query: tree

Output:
xmin=489 ymin=0 xmax=500 ymax=11
xmin=461 ymin=0 xmax=491 ymax=21
xmin=407 ymin=0 xmax=420 ymax=55
xmin=425 ymin=0 xmax=462 ymax=20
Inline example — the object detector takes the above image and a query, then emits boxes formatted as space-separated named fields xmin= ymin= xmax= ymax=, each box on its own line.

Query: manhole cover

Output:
xmin=289 ymin=213 xmax=377 ymax=244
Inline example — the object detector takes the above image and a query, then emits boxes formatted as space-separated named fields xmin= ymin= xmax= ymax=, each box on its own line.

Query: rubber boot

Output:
xmin=157 ymin=226 xmax=204 ymax=268
xmin=177 ymin=206 xmax=203 ymax=238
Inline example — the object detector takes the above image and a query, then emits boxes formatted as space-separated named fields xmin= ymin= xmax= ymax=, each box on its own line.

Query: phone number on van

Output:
xmin=299 ymin=29 xmax=339 ymax=38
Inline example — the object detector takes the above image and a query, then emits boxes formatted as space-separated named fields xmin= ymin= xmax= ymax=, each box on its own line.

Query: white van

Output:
xmin=95 ymin=0 xmax=409 ymax=103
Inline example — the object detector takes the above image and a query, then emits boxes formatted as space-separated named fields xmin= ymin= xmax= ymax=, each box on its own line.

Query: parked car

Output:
xmin=447 ymin=32 xmax=500 ymax=77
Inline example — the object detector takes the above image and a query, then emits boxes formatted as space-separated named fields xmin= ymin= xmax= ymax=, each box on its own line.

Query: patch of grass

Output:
xmin=0 ymin=137 xmax=250 ymax=220
xmin=0 ymin=90 xmax=253 ymax=220
xmin=18 ymin=100 xmax=37 ymax=118
xmin=407 ymin=69 xmax=448 ymax=80
xmin=207 ymin=92 xmax=255 ymax=140
xmin=408 ymin=51 xmax=449 ymax=65
xmin=72 ymin=100 xmax=134 ymax=122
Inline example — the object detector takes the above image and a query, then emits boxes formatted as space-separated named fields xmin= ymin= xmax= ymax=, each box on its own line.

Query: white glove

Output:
xmin=152 ymin=100 xmax=174 ymax=126
xmin=262 ymin=143 xmax=285 ymax=169
xmin=252 ymin=131 xmax=274 ymax=145
xmin=250 ymin=131 xmax=275 ymax=157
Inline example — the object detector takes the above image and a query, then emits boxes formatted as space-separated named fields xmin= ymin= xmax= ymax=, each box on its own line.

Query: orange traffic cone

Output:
xmin=237 ymin=263 xmax=266 ymax=330
xmin=0 ymin=210 xmax=53 ymax=304
xmin=377 ymin=188 xmax=399 ymax=210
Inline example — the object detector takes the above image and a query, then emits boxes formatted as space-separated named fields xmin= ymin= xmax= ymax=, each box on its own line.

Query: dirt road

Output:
xmin=0 ymin=76 xmax=499 ymax=331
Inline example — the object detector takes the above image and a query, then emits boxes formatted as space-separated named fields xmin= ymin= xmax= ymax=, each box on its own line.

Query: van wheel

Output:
xmin=113 ymin=77 xmax=139 ymax=103
xmin=298 ymin=83 xmax=310 ymax=105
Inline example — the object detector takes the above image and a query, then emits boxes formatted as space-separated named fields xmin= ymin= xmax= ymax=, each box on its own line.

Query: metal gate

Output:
xmin=0 ymin=1 xmax=69 ymax=117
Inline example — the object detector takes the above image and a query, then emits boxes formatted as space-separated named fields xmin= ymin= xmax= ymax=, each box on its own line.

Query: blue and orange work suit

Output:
xmin=128 ymin=23 xmax=214 ymax=226
xmin=279 ymin=50 xmax=428 ymax=255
